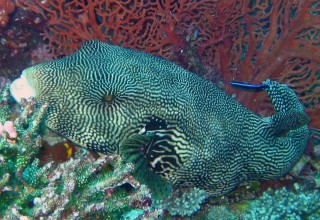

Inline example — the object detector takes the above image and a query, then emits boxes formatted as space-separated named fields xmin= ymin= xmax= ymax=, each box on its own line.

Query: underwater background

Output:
xmin=0 ymin=0 xmax=319 ymax=219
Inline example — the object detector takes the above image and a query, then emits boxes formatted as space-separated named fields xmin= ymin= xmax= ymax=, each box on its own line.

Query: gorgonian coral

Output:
xmin=16 ymin=0 xmax=320 ymax=129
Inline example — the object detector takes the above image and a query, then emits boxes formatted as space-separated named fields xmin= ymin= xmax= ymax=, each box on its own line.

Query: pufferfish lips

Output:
xmin=10 ymin=71 xmax=36 ymax=103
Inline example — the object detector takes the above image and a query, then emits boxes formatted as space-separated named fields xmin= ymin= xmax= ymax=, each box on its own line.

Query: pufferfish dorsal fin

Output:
xmin=120 ymin=133 xmax=172 ymax=200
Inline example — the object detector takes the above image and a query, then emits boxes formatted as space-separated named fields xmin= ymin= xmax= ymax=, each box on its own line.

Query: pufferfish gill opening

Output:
xmin=10 ymin=40 xmax=309 ymax=196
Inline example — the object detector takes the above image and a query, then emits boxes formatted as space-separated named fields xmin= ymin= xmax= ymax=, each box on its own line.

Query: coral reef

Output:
xmin=0 ymin=85 xmax=45 ymax=216
xmin=17 ymin=0 xmax=206 ymax=62
xmin=1 ymin=0 xmax=319 ymax=218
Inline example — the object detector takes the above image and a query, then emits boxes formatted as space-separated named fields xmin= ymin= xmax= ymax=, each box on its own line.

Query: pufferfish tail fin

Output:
xmin=119 ymin=133 xmax=172 ymax=200
xmin=262 ymin=79 xmax=310 ymax=135
xmin=263 ymin=79 xmax=306 ymax=114
xmin=268 ymin=111 xmax=309 ymax=136
xmin=262 ymin=80 xmax=309 ymax=172
xmin=231 ymin=80 xmax=310 ymax=133
xmin=233 ymin=79 xmax=309 ymax=177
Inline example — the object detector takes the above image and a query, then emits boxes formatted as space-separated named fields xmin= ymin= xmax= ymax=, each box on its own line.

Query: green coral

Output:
xmin=0 ymin=97 xmax=44 ymax=216
xmin=158 ymin=187 xmax=208 ymax=217
xmin=121 ymin=209 xmax=144 ymax=220
xmin=207 ymin=206 xmax=237 ymax=220
xmin=0 ymin=85 xmax=10 ymax=120
xmin=22 ymin=158 xmax=49 ymax=187
xmin=244 ymin=184 xmax=320 ymax=219
xmin=24 ymin=152 xmax=153 ymax=219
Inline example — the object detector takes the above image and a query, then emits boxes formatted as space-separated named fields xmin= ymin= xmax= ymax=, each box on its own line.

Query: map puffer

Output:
xmin=10 ymin=41 xmax=309 ymax=196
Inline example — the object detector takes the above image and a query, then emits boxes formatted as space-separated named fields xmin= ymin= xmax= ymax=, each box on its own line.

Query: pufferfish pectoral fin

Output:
xmin=119 ymin=133 xmax=172 ymax=200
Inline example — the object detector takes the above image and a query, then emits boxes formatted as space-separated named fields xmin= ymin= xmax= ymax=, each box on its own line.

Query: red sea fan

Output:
xmin=230 ymin=0 xmax=320 ymax=129
xmin=0 ymin=0 xmax=15 ymax=28
xmin=16 ymin=0 xmax=198 ymax=59
xmin=16 ymin=0 xmax=320 ymax=129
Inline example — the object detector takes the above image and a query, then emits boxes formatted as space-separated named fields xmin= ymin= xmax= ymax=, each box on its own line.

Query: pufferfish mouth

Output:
xmin=10 ymin=70 xmax=36 ymax=103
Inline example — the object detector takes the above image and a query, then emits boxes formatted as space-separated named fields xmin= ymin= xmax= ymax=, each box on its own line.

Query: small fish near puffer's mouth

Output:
xmin=10 ymin=70 xmax=36 ymax=104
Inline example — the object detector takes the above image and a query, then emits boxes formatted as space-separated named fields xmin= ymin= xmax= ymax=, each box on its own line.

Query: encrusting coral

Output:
xmin=207 ymin=205 xmax=237 ymax=220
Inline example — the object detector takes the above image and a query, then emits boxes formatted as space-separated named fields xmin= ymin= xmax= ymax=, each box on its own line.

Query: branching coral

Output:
xmin=0 ymin=86 xmax=45 ymax=216
xmin=19 ymin=153 xmax=152 ymax=219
